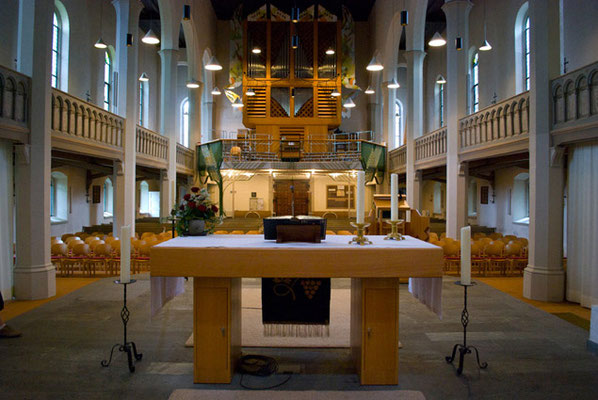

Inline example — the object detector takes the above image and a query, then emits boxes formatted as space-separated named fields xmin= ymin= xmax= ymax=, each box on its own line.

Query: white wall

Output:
xmin=0 ymin=1 xmax=19 ymax=69
xmin=50 ymin=166 xmax=91 ymax=237
xmin=494 ymin=166 xmax=530 ymax=238
xmin=560 ymin=0 xmax=598 ymax=72
xmin=424 ymin=45 xmax=447 ymax=134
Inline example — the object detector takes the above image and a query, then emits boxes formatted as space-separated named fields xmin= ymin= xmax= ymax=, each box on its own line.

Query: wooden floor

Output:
xmin=2 ymin=277 xmax=99 ymax=321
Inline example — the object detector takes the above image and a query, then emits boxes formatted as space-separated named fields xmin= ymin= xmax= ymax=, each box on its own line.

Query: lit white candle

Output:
xmin=460 ymin=226 xmax=471 ymax=285
xmin=390 ymin=173 xmax=398 ymax=221
xmin=356 ymin=171 xmax=365 ymax=224
xmin=120 ymin=225 xmax=131 ymax=284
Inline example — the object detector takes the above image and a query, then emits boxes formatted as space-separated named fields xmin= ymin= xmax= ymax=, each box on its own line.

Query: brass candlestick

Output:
xmin=384 ymin=219 xmax=405 ymax=241
xmin=349 ymin=222 xmax=372 ymax=245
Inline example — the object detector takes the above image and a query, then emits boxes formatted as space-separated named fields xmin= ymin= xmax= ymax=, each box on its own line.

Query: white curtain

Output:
xmin=0 ymin=140 xmax=14 ymax=297
xmin=567 ymin=139 xmax=598 ymax=307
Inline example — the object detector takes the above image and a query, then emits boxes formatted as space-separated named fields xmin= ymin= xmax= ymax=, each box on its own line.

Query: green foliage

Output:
xmin=171 ymin=187 xmax=221 ymax=236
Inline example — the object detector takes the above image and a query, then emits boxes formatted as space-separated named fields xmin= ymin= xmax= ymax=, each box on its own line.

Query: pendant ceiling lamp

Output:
xmin=252 ymin=46 xmax=262 ymax=54
xmin=479 ymin=0 xmax=492 ymax=51
xmin=387 ymin=78 xmax=400 ymax=89
xmin=94 ymin=38 xmax=108 ymax=49
xmin=211 ymin=87 xmax=221 ymax=95
xmin=95 ymin=0 xmax=107 ymax=49
xmin=331 ymin=88 xmax=341 ymax=97
xmin=343 ymin=98 xmax=356 ymax=108
xmin=455 ymin=37 xmax=463 ymax=51
xmin=326 ymin=47 xmax=335 ymax=55
xmin=291 ymin=35 xmax=299 ymax=49
xmin=428 ymin=32 xmax=446 ymax=47
xmin=246 ymin=87 xmax=256 ymax=96
xmin=186 ymin=79 xmax=200 ymax=89
xmin=436 ymin=75 xmax=447 ymax=84
xmin=366 ymin=55 xmax=384 ymax=71
xmin=291 ymin=6 xmax=300 ymax=23
xmin=138 ymin=73 xmax=149 ymax=82
xmin=142 ymin=29 xmax=160 ymax=45
xmin=232 ymin=97 xmax=244 ymax=108
xmin=205 ymin=56 xmax=223 ymax=71
xmin=183 ymin=4 xmax=191 ymax=21
xmin=365 ymin=86 xmax=375 ymax=94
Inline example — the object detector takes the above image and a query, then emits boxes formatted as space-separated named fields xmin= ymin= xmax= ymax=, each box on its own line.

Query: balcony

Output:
xmin=388 ymin=145 xmax=406 ymax=173
xmin=551 ymin=60 xmax=598 ymax=145
xmin=0 ymin=65 xmax=30 ymax=142
xmin=176 ymin=144 xmax=195 ymax=175
xmin=415 ymin=127 xmax=447 ymax=169
xmin=459 ymin=91 xmax=529 ymax=161
xmin=135 ymin=125 xmax=168 ymax=169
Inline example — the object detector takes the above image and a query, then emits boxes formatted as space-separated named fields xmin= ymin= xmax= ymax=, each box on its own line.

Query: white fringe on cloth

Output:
xmin=264 ymin=324 xmax=330 ymax=337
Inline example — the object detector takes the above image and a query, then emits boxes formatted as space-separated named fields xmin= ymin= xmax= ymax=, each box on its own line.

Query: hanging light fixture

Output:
xmin=246 ymin=87 xmax=256 ymax=96
xmin=365 ymin=86 xmax=375 ymax=94
xmin=94 ymin=38 xmax=108 ymax=49
xmin=138 ymin=73 xmax=149 ymax=82
xmin=291 ymin=35 xmax=299 ymax=49
xmin=455 ymin=37 xmax=463 ymax=51
xmin=428 ymin=32 xmax=446 ymax=47
xmin=387 ymin=78 xmax=400 ymax=89
xmin=436 ymin=75 xmax=447 ymax=84
xmin=183 ymin=4 xmax=191 ymax=20
xmin=291 ymin=88 xmax=295 ymax=98
xmin=291 ymin=6 xmax=300 ymax=23
xmin=326 ymin=47 xmax=335 ymax=55
xmin=205 ymin=56 xmax=223 ymax=71
xmin=252 ymin=46 xmax=262 ymax=54
xmin=331 ymin=88 xmax=341 ymax=97
xmin=232 ymin=97 xmax=244 ymax=108
xmin=366 ymin=55 xmax=384 ymax=71
xmin=126 ymin=33 xmax=133 ymax=47
xmin=343 ymin=98 xmax=356 ymax=108
xmin=401 ymin=0 xmax=408 ymax=26
xmin=142 ymin=29 xmax=160 ymax=45
xmin=211 ymin=87 xmax=221 ymax=95
xmin=479 ymin=1 xmax=492 ymax=51
xmin=186 ymin=79 xmax=200 ymax=89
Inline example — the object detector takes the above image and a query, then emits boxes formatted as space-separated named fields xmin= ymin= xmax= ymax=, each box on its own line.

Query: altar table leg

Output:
xmin=351 ymin=278 xmax=400 ymax=385
xmin=193 ymin=277 xmax=241 ymax=384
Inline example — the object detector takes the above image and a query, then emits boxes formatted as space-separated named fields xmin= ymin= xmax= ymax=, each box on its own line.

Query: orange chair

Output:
xmin=214 ymin=230 xmax=228 ymax=235
xmin=87 ymin=243 xmax=113 ymax=276
xmin=485 ymin=240 xmax=507 ymax=275
xmin=84 ymin=236 xmax=99 ymax=245
xmin=489 ymin=232 xmax=503 ymax=240
xmin=442 ymin=242 xmax=461 ymax=274
xmin=246 ymin=230 xmax=261 ymax=235
xmin=470 ymin=242 xmax=489 ymax=276
xmin=65 ymin=236 xmax=81 ymax=245
xmin=505 ymin=242 xmax=527 ymax=275
xmin=326 ymin=230 xmax=337 ymax=236
xmin=51 ymin=242 xmax=68 ymax=276
xmin=337 ymin=230 xmax=352 ymax=235
xmin=472 ymin=232 xmax=486 ymax=240
xmin=230 ymin=230 xmax=245 ymax=235
xmin=61 ymin=243 xmax=90 ymax=276
xmin=429 ymin=232 xmax=439 ymax=242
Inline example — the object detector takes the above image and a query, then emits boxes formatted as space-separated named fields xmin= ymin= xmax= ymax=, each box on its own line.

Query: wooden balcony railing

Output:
xmin=415 ymin=127 xmax=447 ymax=161
xmin=176 ymin=143 xmax=195 ymax=171
xmin=388 ymin=145 xmax=406 ymax=171
xmin=551 ymin=61 xmax=598 ymax=132
xmin=459 ymin=91 xmax=529 ymax=151
xmin=0 ymin=65 xmax=30 ymax=137
xmin=136 ymin=125 xmax=168 ymax=161
xmin=51 ymin=89 xmax=124 ymax=149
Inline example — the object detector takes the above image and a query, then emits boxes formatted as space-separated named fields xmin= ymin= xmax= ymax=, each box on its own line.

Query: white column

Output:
xmin=189 ymin=85 xmax=201 ymax=144
xmin=442 ymin=0 xmax=472 ymax=239
xmin=404 ymin=50 xmax=426 ymax=211
xmin=14 ymin=0 xmax=55 ymax=300
xmin=159 ymin=49 xmax=179 ymax=218
xmin=112 ymin=0 xmax=142 ymax=236
xmin=523 ymin=0 xmax=564 ymax=302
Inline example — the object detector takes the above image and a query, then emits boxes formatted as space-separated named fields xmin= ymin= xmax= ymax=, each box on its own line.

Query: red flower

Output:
xmin=191 ymin=187 xmax=200 ymax=193
xmin=211 ymin=205 xmax=218 ymax=212
xmin=189 ymin=202 xmax=196 ymax=208
xmin=183 ymin=193 xmax=191 ymax=201
xmin=198 ymin=204 xmax=207 ymax=212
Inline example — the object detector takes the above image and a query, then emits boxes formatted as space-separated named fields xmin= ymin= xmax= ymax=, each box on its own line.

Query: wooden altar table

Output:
xmin=150 ymin=235 xmax=443 ymax=385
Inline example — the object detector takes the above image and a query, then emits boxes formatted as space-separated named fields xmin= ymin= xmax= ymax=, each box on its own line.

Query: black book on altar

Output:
xmin=263 ymin=216 xmax=327 ymax=240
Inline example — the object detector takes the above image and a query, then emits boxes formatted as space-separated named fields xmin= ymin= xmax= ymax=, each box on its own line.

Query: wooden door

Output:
xmin=273 ymin=180 xmax=310 ymax=216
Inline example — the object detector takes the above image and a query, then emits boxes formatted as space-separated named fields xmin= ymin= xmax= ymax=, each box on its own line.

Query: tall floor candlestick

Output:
xmin=356 ymin=171 xmax=365 ymax=224
xmin=120 ymin=225 xmax=131 ymax=284
xmin=460 ymin=226 xmax=471 ymax=285
xmin=390 ymin=173 xmax=398 ymax=221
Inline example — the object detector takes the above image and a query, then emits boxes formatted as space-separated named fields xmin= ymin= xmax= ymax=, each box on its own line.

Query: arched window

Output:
xmin=512 ymin=172 xmax=530 ymax=223
xmin=103 ymin=51 xmax=112 ymax=111
xmin=103 ymin=178 xmax=113 ymax=217
xmin=139 ymin=81 xmax=147 ymax=126
xmin=468 ymin=179 xmax=477 ymax=217
xmin=471 ymin=51 xmax=480 ymax=113
xmin=436 ymin=80 xmax=445 ymax=128
xmin=51 ymin=1 xmax=69 ymax=91
xmin=50 ymin=171 xmax=68 ymax=223
xmin=394 ymin=100 xmax=404 ymax=148
xmin=523 ymin=16 xmax=530 ymax=91
xmin=180 ymin=97 xmax=189 ymax=147
xmin=139 ymin=181 xmax=149 ymax=214
xmin=514 ymin=2 xmax=529 ymax=94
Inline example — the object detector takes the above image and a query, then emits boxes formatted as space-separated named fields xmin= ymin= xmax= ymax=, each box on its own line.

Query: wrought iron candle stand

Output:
xmin=446 ymin=281 xmax=488 ymax=375
xmin=101 ymin=280 xmax=143 ymax=372
xmin=384 ymin=219 xmax=405 ymax=240
xmin=349 ymin=222 xmax=372 ymax=245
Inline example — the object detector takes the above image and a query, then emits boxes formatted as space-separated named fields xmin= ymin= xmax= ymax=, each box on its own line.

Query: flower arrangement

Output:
xmin=172 ymin=187 xmax=220 ymax=236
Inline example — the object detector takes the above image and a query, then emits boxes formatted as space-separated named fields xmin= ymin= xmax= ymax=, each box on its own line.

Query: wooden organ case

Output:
xmin=243 ymin=15 xmax=342 ymax=158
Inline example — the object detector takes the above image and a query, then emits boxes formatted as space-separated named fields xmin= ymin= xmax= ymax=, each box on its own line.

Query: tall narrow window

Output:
xmin=50 ymin=177 xmax=56 ymax=217
xmin=471 ymin=51 xmax=479 ymax=113
xmin=439 ymin=82 xmax=445 ymax=127
xmin=180 ymin=97 xmax=189 ymax=147
xmin=524 ymin=16 xmax=530 ymax=91
xmin=103 ymin=51 xmax=112 ymax=111
xmin=51 ymin=12 xmax=61 ymax=88
xmin=103 ymin=178 xmax=113 ymax=217
xmin=394 ymin=100 xmax=404 ymax=148
xmin=139 ymin=81 xmax=145 ymax=126
xmin=139 ymin=181 xmax=149 ymax=214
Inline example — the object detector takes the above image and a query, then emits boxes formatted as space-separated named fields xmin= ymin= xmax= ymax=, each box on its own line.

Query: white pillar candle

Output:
xmin=120 ymin=225 xmax=131 ymax=284
xmin=390 ymin=173 xmax=398 ymax=221
xmin=460 ymin=226 xmax=471 ymax=285
xmin=356 ymin=171 xmax=365 ymax=224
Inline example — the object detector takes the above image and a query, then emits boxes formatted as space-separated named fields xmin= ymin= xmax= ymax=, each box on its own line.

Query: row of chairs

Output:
xmin=212 ymin=230 xmax=358 ymax=235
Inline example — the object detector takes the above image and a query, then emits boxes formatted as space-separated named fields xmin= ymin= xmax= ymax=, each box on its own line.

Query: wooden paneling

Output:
xmin=273 ymin=179 xmax=309 ymax=216
xmin=245 ymin=87 xmax=267 ymax=118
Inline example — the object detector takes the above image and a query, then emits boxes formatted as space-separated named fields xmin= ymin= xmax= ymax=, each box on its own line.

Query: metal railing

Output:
xmin=459 ymin=91 xmax=529 ymax=150
xmin=51 ymin=89 xmax=124 ymax=148
xmin=551 ymin=60 xmax=598 ymax=131
xmin=388 ymin=144 xmax=406 ymax=171
xmin=176 ymin=143 xmax=195 ymax=171
xmin=0 ymin=65 xmax=30 ymax=135
xmin=136 ymin=125 xmax=168 ymax=161
xmin=415 ymin=127 xmax=447 ymax=161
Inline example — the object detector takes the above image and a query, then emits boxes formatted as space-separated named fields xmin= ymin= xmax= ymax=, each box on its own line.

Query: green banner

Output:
xmin=197 ymin=141 xmax=224 ymax=216
xmin=360 ymin=142 xmax=386 ymax=184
